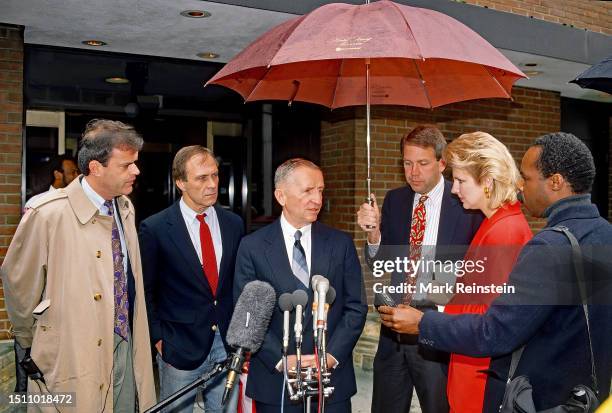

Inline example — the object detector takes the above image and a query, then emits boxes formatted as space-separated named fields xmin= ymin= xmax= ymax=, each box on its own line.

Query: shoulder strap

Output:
xmin=545 ymin=225 xmax=598 ymax=394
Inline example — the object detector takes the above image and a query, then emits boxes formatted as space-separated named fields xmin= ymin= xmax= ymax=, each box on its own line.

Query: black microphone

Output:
xmin=222 ymin=281 xmax=276 ymax=405
xmin=279 ymin=293 xmax=294 ymax=356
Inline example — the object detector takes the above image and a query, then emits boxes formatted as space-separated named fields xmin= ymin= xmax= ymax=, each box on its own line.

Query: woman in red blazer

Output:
xmin=443 ymin=132 xmax=533 ymax=413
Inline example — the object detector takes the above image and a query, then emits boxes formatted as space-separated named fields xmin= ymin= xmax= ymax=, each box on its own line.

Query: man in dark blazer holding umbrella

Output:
xmin=140 ymin=145 xmax=244 ymax=412
xmin=357 ymin=125 xmax=483 ymax=413
xmin=234 ymin=158 xmax=368 ymax=413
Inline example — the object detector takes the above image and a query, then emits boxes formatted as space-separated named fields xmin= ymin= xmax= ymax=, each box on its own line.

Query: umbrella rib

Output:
xmin=388 ymin=0 xmax=424 ymax=60
xmin=412 ymin=59 xmax=433 ymax=108
xmin=482 ymin=65 xmax=511 ymax=98
xmin=330 ymin=59 xmax=346 ymax=109
xmin=244 ymin=65 xmax=274 ymax=103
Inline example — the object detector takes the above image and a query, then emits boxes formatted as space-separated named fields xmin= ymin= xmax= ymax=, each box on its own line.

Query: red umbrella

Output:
xmin=207 ymin=0 xmax=525 ymax=195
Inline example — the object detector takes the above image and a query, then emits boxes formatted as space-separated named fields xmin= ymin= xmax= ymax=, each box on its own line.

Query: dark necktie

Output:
xmin=196 ymin=213 xmax=219 ymax=296
xmin=104 ymin=200 xmax=129 ymax=341
xmin=292 ymin=230 xmax=309 ymax=288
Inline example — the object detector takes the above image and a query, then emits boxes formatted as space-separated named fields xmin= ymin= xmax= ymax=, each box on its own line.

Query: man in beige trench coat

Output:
xmin=1 ymin=119 xmax=156 ymax=412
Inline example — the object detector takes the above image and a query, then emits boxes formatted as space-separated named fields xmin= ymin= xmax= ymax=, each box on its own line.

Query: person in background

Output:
xmin=24 ymin=154 xmax=79 ymax=210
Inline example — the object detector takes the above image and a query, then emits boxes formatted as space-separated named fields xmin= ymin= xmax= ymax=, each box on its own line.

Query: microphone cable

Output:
xmin=314 ymin=344 xmax=322 ymax=413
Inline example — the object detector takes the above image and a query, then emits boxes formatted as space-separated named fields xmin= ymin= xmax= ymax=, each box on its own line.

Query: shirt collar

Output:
xmin=417 ymin=174 xmax=444 ymax=202
xmin=179 ymin=197 xmax=215 ymax=223
xmin=81 ymin=177 xmax=108 ymax=213
xmin=280 ymin=212 xmax=312 ymax=239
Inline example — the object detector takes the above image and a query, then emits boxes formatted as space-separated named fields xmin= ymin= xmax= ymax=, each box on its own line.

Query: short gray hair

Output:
xmin=78 ymin=119 xmax=143 ymax=175
xmin=274 ymin=158 xmax=321 ymax=188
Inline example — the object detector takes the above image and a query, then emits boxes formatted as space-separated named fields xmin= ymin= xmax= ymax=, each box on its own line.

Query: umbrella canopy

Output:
xmin=207 ymin=0 xmax=525 ymax=109
xmin=570 ymin=55 xmax=612 ymax=94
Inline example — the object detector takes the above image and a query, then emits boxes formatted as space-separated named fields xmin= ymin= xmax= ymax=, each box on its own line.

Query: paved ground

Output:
xmin=352 ymin=366 xmax=421 ymax=413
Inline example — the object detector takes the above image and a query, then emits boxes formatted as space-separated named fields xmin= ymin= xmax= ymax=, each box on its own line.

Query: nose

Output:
xmin=451 ymin=181 xmax=459 ymax=195
xmin=410 ymin=164 xmax=421 ymax=177
xmin=130 ymin=164 xmax=140 ymax=175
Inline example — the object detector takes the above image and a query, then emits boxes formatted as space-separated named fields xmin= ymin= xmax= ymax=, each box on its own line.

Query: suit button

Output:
xmin=41 ymin=326 xmax=47 ymax=332
xmin=100 ymin=384 xmax=104 ymax=390
xmin=96 ymin=251 xmax=102 ymax=258
xmin=211 ymin=325 xmax=217 ymax=332
xmin=98 ymin=339 xmax=102 ymax=346
xmin=213 ymin=300 xmax=217 ymax=306
xmin=94 ymin=293 xmax=102 ymax=301
xmin=91 ymin=219 xmax=96 ymax=224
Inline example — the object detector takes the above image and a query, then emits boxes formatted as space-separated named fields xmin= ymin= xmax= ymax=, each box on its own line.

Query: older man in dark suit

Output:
xmin=357 ymin=125 xmax=483 ymax=413
xmin=234 ymin=158 xmax=368 ymax=413
xmin=140 ymin=145 xmax=244 ymax=412
xmin=380 ymin=132 xmax=612 ymax=412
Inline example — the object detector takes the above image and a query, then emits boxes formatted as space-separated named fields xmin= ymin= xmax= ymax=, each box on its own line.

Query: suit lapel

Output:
xmin=166 ymin=202 xmax=214 ymax=298
xmin=305 ymin=221 xmax=332 ymax=327
xmin=397 ymin=187 xmax=415 ymax=244
xmin=264 ymin=220 xmax=300 ymax=295
xmin=215 ymin=205 xmax=231 ymax=294
xmin=437 ymin=180 xmax=460 ymax=247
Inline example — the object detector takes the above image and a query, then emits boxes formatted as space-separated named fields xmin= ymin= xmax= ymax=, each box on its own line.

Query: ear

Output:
xmin=88 ymin=160 xmax=102 ymax=177
xmin=483 ymin=176 xmax=493 ymax=189
xmin=175 ymin=179 xmax=186 ymax=193
xmin=550 ymin=173 xmax=564 ymax=191
xmin=274 ymin=188 xmax=286 ymax=207
xmin=53 ymin=170 xmax=62 ymax=180
xmin=437 ymin=158 xmax=447 ymax=173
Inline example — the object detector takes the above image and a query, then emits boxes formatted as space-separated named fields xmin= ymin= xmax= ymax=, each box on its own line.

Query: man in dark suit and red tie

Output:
xmin=357 ymin=125 xmax=483 ymax=413
xmin=139 ymin=145 xmax=244 ymax=412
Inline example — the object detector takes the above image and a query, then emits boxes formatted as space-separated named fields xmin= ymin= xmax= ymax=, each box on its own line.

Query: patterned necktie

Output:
xmin=104 ymin=200 xmax=129 ymax=341
xmin=292 ymin=230 xmax=309 ymax=288
xmin=196 ymin=213 xmax=219 ymax=296
xmin=403 ymin=195 xmax=428 ymax=304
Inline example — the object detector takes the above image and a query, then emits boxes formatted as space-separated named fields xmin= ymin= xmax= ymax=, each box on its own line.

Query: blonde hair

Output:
xmin=444 ymin=132 xmax=520 ymax=210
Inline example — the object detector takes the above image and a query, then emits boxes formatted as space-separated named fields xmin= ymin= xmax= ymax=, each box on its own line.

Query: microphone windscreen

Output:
xmin=326 ymin=286 xmax=336 ymax=305
xmin=311 ymin=274 xmax=325 ymax=290
xmin=279 ymin=293 xmax=294 ymax=312
xmin=291 ymin=289 xmax=309 ymax=307
xmin=227 ymin=281 xmax=276 ymax=352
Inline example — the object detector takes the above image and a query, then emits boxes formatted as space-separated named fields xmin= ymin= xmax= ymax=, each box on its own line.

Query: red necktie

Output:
xmin=196 ymin=213 xmax=218 ymax=296
xmin=404 ymin=195 xmax=428 ymax=304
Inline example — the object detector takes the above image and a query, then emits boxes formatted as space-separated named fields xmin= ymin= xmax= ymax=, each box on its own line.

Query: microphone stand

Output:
xmin=144 ymin=361 xmax=227 ymax=413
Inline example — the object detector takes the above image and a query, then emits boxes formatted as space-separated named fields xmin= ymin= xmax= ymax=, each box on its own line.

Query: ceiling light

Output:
xmin=105 ymin=77 xmax=130 ymax=84
xmin=82 ymin=39 xmax=107 ymax=47
xmin=524 ymin=70 xmax=541 ymax=77
xmin=523 ymin=62 xmax=538 ymax=67
xmin=197 ymin=52 xmax=219 ymax=59
xmin=180 ymin=10 xmax=211 ymax=18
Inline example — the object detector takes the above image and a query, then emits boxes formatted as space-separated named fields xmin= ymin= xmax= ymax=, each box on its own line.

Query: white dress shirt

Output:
xmin=24 ymin=185 xmax=56 ymax=210
xmin=179 ymin=197 xmax=223 ymax=272
xmin=280 ymin=213 xmax=312 ymax=275
xmin=82 ymin=177 xmax=128 ymax=273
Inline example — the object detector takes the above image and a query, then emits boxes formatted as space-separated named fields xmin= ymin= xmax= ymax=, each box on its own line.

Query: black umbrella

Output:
xmin=570 ymin=55 xmax=612 ymax=94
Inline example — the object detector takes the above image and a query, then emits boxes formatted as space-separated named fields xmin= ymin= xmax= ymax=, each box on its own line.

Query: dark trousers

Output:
xmin=256 ymin=400 xmax=351 ymax=413
xmin=371 ymin=331 xmax=449 ymax=413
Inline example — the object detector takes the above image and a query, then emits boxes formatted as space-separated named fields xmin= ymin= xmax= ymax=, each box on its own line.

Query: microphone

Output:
xmin=324 ymin=286 xmax=336 ymax=329
xmin=291 ymin=290 xmax=308 ymax=345
xmin=222 ymin=281 xmax=276 ymax=405
xmin=278 ymin=293 xmax=294 ymax=356
xmin=313 ymin=275 xmax=330 ymax=330
xmin=311 ymin=275 xmax=325 ymax=336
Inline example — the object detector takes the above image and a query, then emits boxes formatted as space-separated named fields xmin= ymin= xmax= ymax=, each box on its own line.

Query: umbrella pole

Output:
xmin=366 ymin=58 xmax=372 ymax=204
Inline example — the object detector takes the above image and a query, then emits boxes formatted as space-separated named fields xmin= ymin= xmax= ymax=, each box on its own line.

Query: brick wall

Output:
xmin=460 ymin=0 xmax=612 ymax=35
xmin=320 ymin=86 xmax=560 ymax=304
xmin=0 ymin=25 xmax=24 ymax=340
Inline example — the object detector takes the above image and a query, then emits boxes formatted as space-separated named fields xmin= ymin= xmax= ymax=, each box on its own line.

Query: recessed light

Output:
xmin=524 ymin=70 xmax=541 ymax=77
xmin=180 ymin=10 xmax=211 ymax=18
xmin=197 ymin=52 xmax=219 ymax=59
xmin=523 ymin=63 xmax=538 ymax=67
xmin=82 ymin=39 xmax=107 ymax=47
xmin=105 ymin=77 xmax=130 ymax=84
